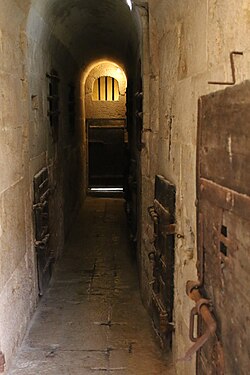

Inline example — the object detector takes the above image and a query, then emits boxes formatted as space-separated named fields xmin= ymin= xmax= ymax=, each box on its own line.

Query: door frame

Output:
xmin=86 ymin=118 xmax=127 ymax=190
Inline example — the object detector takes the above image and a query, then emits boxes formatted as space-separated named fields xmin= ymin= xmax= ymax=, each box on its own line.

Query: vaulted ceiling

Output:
xmin=29 ymin=0 xmax=140 ymax=73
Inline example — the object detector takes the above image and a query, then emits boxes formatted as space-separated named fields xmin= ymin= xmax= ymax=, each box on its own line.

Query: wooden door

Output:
xmin=196 ymin=81 xmax=250 ymax=374
xmin=87 ymin=119 xmax=126 ymax=188
xmin=149 ymin=175 xmax=176 ymax=349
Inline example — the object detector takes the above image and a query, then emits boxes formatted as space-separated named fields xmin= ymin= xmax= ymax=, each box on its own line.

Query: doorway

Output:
xmin=83 ymin=61 xmax=128 ymax=194
xmin=87 ymin=118 xmax=126 ymax=189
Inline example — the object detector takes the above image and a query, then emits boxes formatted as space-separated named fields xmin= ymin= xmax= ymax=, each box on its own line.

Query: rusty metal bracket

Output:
xmin=46 ymin=72 xmax=60 ymax=81
xmin=33 ymin=200 xmax=47 ymax=211
xmin=165 ymin=224 xmax=176 ymax=235
xmin=178 ymin=280 xmax=217 ymax=362
xmin=35 ymin=234 xmax=50 ymax=248
xmin=208 ymin=51 xmax=243 ymax=85
xmin=0 ymin=352 xmax=5 ymax=373
xmin=151 ymin=289 xmax=174 ymax=334
xmin=165 ymin=224 xmax=184 ymax=239
xmin=148 ymin=251 xmax=156 ymax=262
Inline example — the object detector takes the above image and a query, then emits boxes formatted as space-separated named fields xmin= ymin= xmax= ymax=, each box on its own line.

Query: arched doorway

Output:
xmin=83 ymin=61 xmax=128 ymax=193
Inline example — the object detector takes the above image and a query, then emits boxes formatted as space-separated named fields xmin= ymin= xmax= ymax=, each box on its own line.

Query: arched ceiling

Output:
xmin=30 ymin=0 xmax=140 ymax=74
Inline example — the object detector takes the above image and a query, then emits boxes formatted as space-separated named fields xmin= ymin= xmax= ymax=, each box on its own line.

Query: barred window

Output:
xmin=92 ymin=76 xmax=119 ymax=101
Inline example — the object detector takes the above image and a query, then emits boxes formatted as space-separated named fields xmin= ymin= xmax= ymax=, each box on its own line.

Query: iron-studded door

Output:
xmin=195 ymin=81 xmax=250 ymax=374
xmin=33 ymin=168 xmax=53 ymax=296
xmin=148 ymin=175 xmax=176 ymax=349
xmin=87 ymin=119 xmax=126 ymax=188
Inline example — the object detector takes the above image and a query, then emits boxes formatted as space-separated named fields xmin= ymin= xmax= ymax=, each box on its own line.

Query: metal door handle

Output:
xmin=179 ymin=281 xmax=217 ymax=362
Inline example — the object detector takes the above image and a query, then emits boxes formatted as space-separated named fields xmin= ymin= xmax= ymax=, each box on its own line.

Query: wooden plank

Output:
xmin=199 ymin=80 xmax=250 ymax=196
xmin=200 ymin=178 xmax=250 ymax=221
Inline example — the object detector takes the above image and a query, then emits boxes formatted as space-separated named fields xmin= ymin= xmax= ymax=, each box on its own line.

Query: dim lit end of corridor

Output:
xmin=7 ymin=198 xmax=174 ymax=375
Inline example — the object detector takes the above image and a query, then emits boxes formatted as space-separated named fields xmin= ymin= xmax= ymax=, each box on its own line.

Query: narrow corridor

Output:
xmin=8 ymin=198 xmax=174 ymax=375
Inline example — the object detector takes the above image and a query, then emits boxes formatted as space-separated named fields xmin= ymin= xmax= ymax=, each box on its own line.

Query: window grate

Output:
xmin=93 ymin=76 xmax=119 ymax=101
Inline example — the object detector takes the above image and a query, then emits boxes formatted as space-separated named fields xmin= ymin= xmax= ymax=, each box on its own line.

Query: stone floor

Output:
xmin=8 ymin=197 xmax=175 ymax=375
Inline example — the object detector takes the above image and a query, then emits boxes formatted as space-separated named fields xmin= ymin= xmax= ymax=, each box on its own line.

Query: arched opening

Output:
xmin=83 ymin=61 xmax=128 ymax=192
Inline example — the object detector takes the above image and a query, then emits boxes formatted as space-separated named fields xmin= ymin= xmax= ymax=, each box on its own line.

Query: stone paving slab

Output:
xmin=8 ymin=198 xmax=175 ymax=375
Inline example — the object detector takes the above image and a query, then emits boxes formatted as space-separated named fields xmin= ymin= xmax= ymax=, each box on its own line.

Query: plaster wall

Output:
xmin=140 ymin=0 xmax=250 ymax=373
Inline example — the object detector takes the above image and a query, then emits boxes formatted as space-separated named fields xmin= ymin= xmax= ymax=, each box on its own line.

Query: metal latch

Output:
xmin=179 ymin=281 xmax=217 ymax=362
xmin=148 ymin=206 xmax=183 ymax=239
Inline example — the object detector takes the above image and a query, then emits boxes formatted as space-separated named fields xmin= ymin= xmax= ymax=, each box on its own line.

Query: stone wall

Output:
xmin=140 ymin=0 xmax=250 ymax=373
xmin=0 ymin=1 xmax=33 ymax=369
xmin=0 ymin=1 xmax=84 ymax=371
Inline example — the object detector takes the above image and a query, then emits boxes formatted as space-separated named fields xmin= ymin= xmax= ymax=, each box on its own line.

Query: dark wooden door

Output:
xmin=33 ymin=168 xmax=53 ymax=296
xmin=149 ymin=175 xmax=176 ymax=349
xmin=196 ymin=81 xmax=250 ymax=374
xmin=124 ymin=65 xmax=143 ymax=248
xmin=87 ymin=119 xmax=126 ymax=188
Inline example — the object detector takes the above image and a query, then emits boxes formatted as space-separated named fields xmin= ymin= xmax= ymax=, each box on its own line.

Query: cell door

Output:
xmin=33 ymin=168 xmax=53 ymax=296
xmin=196 ymin=81 xmax=250 ymax=374
xmin=87 ymin=118 xmax=126 ymax=188
xmin=148 ymin=175 xmax=176 ymax=349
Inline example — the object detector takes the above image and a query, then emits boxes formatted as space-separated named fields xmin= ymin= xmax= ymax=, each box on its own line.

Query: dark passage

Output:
xmin=88 ymin=119 xmax=126 ymax=189
xmin=8 ymin=198 xmax=174 ymax=375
